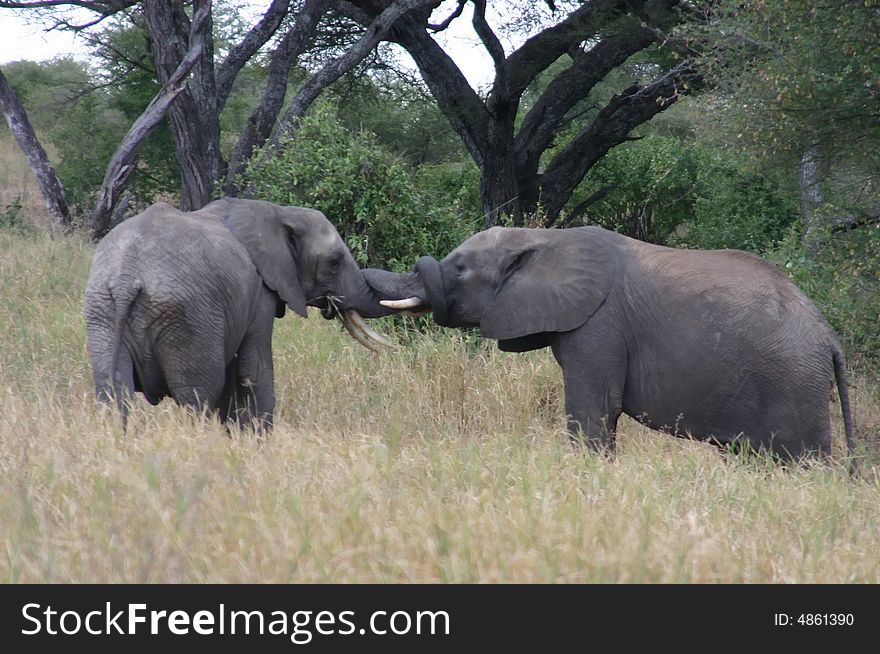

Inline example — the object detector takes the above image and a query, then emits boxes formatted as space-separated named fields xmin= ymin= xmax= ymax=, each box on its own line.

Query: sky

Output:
xmin=0 ymin=2 xmax=498 ymax=89
xmin=0 ymin=9 xmax=92 ymax=64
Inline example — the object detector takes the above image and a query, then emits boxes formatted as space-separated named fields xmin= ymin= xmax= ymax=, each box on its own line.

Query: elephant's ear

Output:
xmin=223 ymin=199 xmax=308 ymax=318
xmin=479 ymin=228 xmax=614 ymax=340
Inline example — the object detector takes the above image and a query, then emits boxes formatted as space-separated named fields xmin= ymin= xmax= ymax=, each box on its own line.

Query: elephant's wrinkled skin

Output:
xmin=85 ymin=197 xmax=394 ymax=428
xmin=367 ymin=226 xmax=855 ymax=462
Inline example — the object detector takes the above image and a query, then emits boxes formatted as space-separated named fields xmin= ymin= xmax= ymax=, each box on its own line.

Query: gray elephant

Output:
xmin=85 ymin=197 xmax=394 ymax=428
xmin=365 ymin=226 xmax=855 ymax=462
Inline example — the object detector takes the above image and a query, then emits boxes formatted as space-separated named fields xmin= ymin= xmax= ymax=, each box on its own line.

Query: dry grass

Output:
xmin=1 ymin=228 xmax=879 ymax=583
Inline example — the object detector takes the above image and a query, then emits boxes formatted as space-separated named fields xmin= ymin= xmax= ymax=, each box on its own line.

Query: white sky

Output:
xmin=0 ymin=2 xmax=498 ymax=89
xmin=0 ymin=9 xmax=92 ymax=64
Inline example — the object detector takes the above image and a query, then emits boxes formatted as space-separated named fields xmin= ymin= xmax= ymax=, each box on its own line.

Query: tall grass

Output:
xmin=1 ymin=229 xmax=879 ymax=583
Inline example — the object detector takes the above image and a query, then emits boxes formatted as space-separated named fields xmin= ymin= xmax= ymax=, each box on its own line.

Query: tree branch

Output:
xmin=471 ymin=0 xmax=505 ymax=85
xmin=554 ymin=184 xmax=617 ymax=227
xmin=355 ymin=0 xmax=489 ymax=165
xmin=540 ymin=61 xmax=701 ymax=222
xmin=215 ymin=0 xmax=290 ymax=110
xmin=89 ymin=0 xmax=210 ymax=238
xmin=830 ymin=209 xmax=880 ymax=233
xmin=427 ymin=0 xmax=464 ymax=32
xmin=514 ymin=25 xmax=655 ymax=181
xmin=0 ymin=1 xmax=133 ymax=9
xmin=505 ymin=0 xmax=625 ymax=98
xmin=225 ymin=0 xmax=327 ymax=195
xmin=270 ymin=0 xmax=436 ymax=145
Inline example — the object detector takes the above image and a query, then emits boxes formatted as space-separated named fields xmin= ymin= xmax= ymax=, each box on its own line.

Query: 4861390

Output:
xmin=774 ymin=614 xmax=854 ymax=626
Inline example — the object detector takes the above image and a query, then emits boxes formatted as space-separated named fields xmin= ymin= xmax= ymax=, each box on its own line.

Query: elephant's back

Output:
xmin=633 ymin=242 xmax=826 ymax=320
xmin=90 ymin=208 xmax=254 ymax=289
xmin=621 ymin=240 xmax=840 ymax=375
xmin=86 ymin=206 xmax=260 ymax=351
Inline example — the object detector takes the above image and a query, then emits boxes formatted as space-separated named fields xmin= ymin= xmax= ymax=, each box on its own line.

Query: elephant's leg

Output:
xmin=562 ymin=368 xmax=623 ymax=450
xmin=222 ymin=347 xmax=275 ymax=430
xmin=552 ymin=327 xmax=626 ymax=451
xmin=222 ymin=296 xmax=276 ymax=430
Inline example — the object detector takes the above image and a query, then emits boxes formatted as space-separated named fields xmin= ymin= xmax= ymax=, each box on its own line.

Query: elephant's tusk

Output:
xmin=341 ymin=309 xmax=397 ymax=352
xmin=380 ymin=297 xmax=424 ymax=309
xmin=340 ymin=312 xmax=382 ymax=352
xmin=346 ymin=309 xmax=397 ymax=349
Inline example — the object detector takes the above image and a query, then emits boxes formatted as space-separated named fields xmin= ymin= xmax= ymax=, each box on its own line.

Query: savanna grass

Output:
xmin=1 ymin=229 xmax=878 ymax=583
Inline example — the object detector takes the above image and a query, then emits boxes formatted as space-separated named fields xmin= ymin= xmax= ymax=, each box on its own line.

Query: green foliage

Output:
xmin=82 ymin=17 xmax=180 ymax=205
xmin=416 ymin=162 xmax=482 ymax=221
xmin=50 ymin=93 xmax=127 ymax=209
xmin=690 ymin=0 xmax=880 ymax=164
xmin=684 ymin=0 xmax=880 ymax=219
xmin=770 ymin=225 xmax=880 ymax=360
xmin=0 ymin=58 xmax=91 ymax=133
xmin=681 ymin=148 xmax=799 ymax=251
xmin=0 ymin=196 xmax=25 ymax=232
xmin=243 ymin=105 xmax=478 ymax=270
xmin=566 ymin=134 xmax=698 ymax=244
xmin=328 ymin=71 xmax=468 ymax=167
xmin=567 ymin=132 xmax=798 ymax=251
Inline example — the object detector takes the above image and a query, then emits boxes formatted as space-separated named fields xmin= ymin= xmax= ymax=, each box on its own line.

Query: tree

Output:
xmin=0 ymin=67 xmax=72 ymax=232
xmin=1 ymin=0 xmax=435 ymax=237
xmin=339 ymin=0 xmax=701 ymax=227
xmin=687 ymin=0 xmax=880 ymax=247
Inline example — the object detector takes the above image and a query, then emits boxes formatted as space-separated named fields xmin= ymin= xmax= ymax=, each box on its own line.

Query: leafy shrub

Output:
xmin=243 ymin=105 xmax=477 ymax=270
xmin=0 ymin=196 xmax=25 ymax=232
xmin=769 ymin=225 xmax=880 ymax=360
xmin=681 ymin=148 xmax=799 ymax=252
xmin=51 ymin=93 xmax=128 ymax=209
xmin=568 ymin=134 xmax=798 ymax=252
xmin=567 ymin=134 xmax=698 ymax=244
xmin=415 ymin=161 xmax=482 ymax=222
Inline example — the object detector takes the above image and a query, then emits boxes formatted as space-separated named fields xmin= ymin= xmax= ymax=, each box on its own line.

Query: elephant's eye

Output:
xmin=328 ymin=253 xmax=342 ymax=271
xmin=454 ymin=262 xmax=466 ymax=275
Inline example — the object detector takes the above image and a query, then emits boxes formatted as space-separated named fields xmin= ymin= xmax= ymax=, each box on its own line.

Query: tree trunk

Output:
xmin=89 ymin=8 xmax=208 ymax=240
xmin=800 ymin=145 xmax=826 ymax=254
xmin=143 ymin=0 xmax=219 ymax=211
xmin=0 ymin=68 xmax=72 ymax=233
xmin=480 ymin=146 xmax=522 ymax=228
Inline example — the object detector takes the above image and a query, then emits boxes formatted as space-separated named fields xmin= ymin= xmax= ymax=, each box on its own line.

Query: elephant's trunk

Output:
xmin=364 ymin=258 xmax=449 ymax=324
xmin=414 ymin=256 xmax=449 ymax=326
xmin=362 ymin=267 xmax=429 ymax=317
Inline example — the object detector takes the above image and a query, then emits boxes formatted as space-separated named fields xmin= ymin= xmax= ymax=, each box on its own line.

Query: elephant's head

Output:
xmin=369 ymin=226 xmax=615 ymax=350
xmin=207 ymin=197 xmax=396 ymax=351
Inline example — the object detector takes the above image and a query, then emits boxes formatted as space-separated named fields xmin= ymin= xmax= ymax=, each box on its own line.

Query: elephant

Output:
xmin=365 ymin=226 xmax=855 ymax=463
xmin=85 ymin=197 xmax=395 ymax=428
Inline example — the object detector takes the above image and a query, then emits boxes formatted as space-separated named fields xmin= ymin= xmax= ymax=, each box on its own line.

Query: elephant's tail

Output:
xmin=832 ymin=345 xmax=856 ymax=474
xmin=106 ymin=284 xmax=141 ymax=418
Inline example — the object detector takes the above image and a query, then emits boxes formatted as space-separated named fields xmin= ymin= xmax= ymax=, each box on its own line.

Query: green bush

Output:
xmin=243 ymin=105 xmax=478 ymax=270
xmin=769 ymin=225 xmax=880 ymax=360
xmin=681 ymin=148 xmax=799 ymax=252
xmin=51 ymin=93 xmax=127 ymax=209
xmin=0 ymin=196 xmax=26 ymax=232
xmin=567 ymin=134 xmax=698 ymax=244
xmin=568 ymin=134 xmax=798 ymax=252
xmin=415 ymin=161 xmax=482 ymax=221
